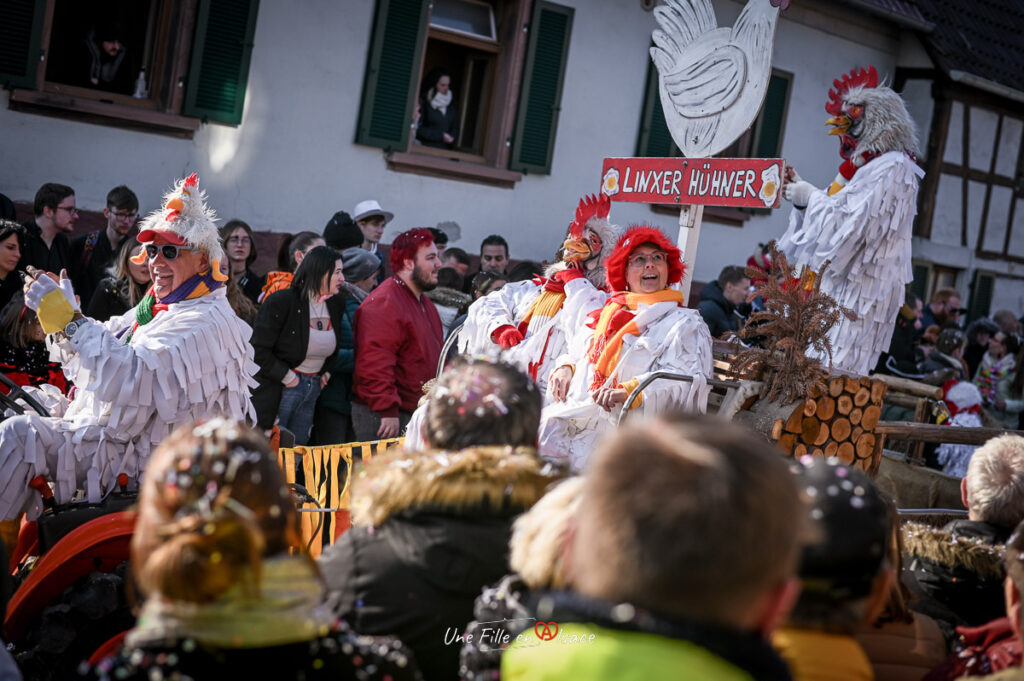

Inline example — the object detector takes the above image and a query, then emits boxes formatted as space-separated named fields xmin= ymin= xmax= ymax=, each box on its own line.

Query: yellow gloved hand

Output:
xmin=24 ymin=268 xmax=79 ymax=334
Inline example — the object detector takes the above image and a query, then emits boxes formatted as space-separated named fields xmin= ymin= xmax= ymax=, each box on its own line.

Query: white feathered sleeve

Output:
xmin=50 ymin=293 xmax=258 ymax=435
xmin=456 ymin=280 xmax=540 ymax=354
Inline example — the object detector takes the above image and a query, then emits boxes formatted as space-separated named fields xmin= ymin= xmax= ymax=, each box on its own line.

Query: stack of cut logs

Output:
xmin=757 ymin=377 xmax=888 ymax=473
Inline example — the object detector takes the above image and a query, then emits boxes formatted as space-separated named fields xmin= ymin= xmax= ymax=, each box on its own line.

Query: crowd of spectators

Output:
xmin=7 ymin=180 xmax=1024 ymax=681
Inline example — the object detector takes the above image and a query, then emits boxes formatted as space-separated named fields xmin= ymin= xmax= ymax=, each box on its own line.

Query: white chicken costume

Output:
xmin=779 ymin=66 xmax=924 ymax=376
xmin=0 ymin=174 xmax=258 ymax=522
xmin=538 ymin=226 xmax=713 ymax=473
xmin=456 ymin=195 xmax=617 ymax=396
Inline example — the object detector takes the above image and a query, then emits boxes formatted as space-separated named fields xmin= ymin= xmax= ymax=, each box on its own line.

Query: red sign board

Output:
xmin=600 ymin=157 xmax=784 ymax=209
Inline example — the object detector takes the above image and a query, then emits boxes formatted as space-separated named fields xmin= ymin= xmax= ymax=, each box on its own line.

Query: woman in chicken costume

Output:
xmin=779 ymin=66 xmax=924 ymax=376
xmin=0 ymin=174 xmax=257 ymax=543
xmin=456 ymin=195 xmax=617 ymax=396
xmin=537 ymin=226 xmax=714 ymax=473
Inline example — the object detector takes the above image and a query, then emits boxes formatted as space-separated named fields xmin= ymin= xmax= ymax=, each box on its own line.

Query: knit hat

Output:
xmin=324 ymin=211 xmax=363 ymax=250
xmin=133 ymin=173 xmax=228 ymax=282
xmin=603 ymin=225 xmax=684 ymax=293
xmin=790 ymin=456 xmax=888 ymax=601
xmin=341 ymin=247 xmax=380 ymax=283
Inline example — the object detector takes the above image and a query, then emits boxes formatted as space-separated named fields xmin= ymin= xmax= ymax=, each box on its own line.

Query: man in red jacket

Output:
xmin=352 ymin=228 xmax=442 ymax=440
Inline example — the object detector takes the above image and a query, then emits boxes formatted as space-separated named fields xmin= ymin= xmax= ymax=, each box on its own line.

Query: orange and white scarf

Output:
xmin=586 ymin=289 xmax=683 ymax=391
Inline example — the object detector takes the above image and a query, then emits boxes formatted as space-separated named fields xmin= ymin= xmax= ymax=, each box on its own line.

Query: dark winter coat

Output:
xmin=696 ymin=280 xmax=742 ymax=338
xmin=69 ymin=229 xmax=118 ymax=309
xmin=77 ymin=621 xmax=421 ymax=681
xmin=416 ymin=97 xmax=459 ymax=148
xmin=317 ymin=295 xmax=358 ymax=415
xmin=86 ymin=276 xmax=136 ymax=322
xmin=460 ymin=573 xmax=534 ymax=681
xmin=238 ymin=267 xmax=265 ymax=305
xmin=875 ymin=308 xmax=922 ymax=376
xmin=251 ymin=287 xmax=349 ymax=429
xmin=319 ymin=446 xmax=561 ymax=681
xmin=902 ymin=519 xmax=1010 ymax=632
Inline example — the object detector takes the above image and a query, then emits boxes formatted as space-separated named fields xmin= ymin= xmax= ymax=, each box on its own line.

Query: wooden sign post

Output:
xmin=601 ymin=156 xmax=784 ymax=301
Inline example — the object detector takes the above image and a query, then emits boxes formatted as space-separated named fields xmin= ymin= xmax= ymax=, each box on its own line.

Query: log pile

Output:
xmin=738 ymin=376 xmax=888 ymax=474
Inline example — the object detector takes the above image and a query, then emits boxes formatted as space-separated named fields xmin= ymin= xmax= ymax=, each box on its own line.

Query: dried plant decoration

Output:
xmin=732 ymin=242 xmax=856 ymax=404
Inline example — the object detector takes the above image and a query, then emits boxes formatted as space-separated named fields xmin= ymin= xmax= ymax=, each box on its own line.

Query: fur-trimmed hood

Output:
xmin=902 ymin=520 xmax=1006 ymax=581
xmin=425 ymin=285 xmax=471 ymax=310
xmin=350 ymin=446 xmax=563 ymax=527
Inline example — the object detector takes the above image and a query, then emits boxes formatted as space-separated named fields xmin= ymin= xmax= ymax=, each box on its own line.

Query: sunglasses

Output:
xmin=144 ymin=244 xmax=193 ymax=260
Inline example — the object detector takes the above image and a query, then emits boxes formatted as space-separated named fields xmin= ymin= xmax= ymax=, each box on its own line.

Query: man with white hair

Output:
xmin=903 ymin=434 xmax=1024 ymax=630
xmin=0 ymin=174 xmax=257 ymax=552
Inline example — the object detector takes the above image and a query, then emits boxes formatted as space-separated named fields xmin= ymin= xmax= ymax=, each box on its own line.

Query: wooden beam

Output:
xmin=939 ymin=163 xmax=1017 ymax=187
xmin=869 ymin=373 xmax=943 ymax=399
xmin=961 ymin=103 xmax=970 ymax=248
xmin=876 ymin=421 xmax=1024 ymax=445
xmin=1002 ymin=123 xmax=1024 ymax=257
xmin=917 ymin=95 xmax=950 ymax=239
xmin=975 ymin=113 xmax=1003 ymax=252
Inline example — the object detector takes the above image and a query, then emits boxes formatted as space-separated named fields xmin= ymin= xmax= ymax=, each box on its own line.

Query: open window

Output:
xmin=356 ymin=0 xmax=574 ymax=186
xmin=0 ymin=0 xmax=259 ymax=136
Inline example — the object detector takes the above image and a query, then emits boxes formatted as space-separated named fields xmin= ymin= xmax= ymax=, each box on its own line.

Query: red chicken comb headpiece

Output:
xmin=825 ymin=65 xmax=878 ymax=115
xmin=569 ymin=194 xmax=611 ymax=238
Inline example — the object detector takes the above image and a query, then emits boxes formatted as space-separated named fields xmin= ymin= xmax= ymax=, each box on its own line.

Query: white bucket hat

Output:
xmin=352 ymin=199 xmax=394 ymax=224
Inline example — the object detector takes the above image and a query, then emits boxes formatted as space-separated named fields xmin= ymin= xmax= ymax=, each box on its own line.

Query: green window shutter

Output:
xmin=752 ymin=72 xmax=791 ymax=158
xmin=0 ymin=0 xmax=44 ymax=89
xmin=510 ymin=1 xmax=574 ymax=174
xmin=183 ymin=0 xmax=260 ymax=125
xmin=910 ymin=264 xmax=930 ymax=304
xmin=967 ymin=270 xmax=995 ymax=324
xmin=635 ymin=56 xmax=677 ymax=157
xmin=356 ymin=0 xmax=429 ymax=150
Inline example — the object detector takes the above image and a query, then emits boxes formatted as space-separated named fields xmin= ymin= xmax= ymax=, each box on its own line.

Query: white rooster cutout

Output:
xmin=651 ymin=0 xmax=790 ymax=158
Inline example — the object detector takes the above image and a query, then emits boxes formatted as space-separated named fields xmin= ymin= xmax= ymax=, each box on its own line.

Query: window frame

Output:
xmin=358 ymin=0 xmax=574 ymax=187
xmin=4 ymin=0 xmax=259 ymax=137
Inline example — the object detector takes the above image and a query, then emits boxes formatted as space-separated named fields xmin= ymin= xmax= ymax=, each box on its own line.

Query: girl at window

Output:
xmin=416 ymin=68 xmax=459 ymax=149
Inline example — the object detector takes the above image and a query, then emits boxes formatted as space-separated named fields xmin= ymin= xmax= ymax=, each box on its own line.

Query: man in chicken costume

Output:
xmin=456 ymin=195 xmax=617 ymax=396
xmin=537 ymin=226 xmax=714 ymax=472
xmin=0 ymin=174 xmax=257 ymax=545
xmin=779 ymin=65 xmax=924 ymax=375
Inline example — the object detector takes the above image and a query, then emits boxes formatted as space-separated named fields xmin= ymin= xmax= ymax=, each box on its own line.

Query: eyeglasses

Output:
xmin=627 ymin=252 xmax=667 ymax=268
xmin=947 ymin=307 xmax=964 ymax=315
xmin=111 ymin=210 xmax=138 ymax=222
xmin=227 ymin=236 xmax=251 ymax=244
xmin=144 ymin=244 xmax=193 ymax=260
xmin=56 ymin=205 xmax=78 ymax=215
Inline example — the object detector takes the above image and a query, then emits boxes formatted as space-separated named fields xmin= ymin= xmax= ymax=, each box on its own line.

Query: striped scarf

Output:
xmin=123 ymin=270 xmax=225 ymax=343
xmin=586 ymin=289 xmax=683 ymax=391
